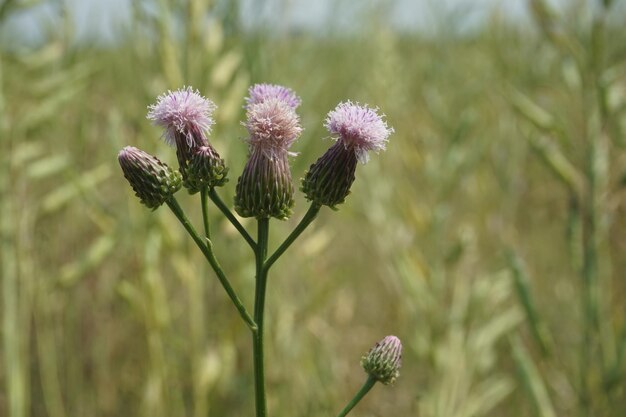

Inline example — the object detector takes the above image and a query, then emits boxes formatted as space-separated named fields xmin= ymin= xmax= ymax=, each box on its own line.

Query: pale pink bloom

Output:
xmin=245 ymin=83 xmax=301 ymax=109
xmin=244 ymin=98 xmax=302 ymax=159
xmin=147 ymin=86 xmax=217 ymax=148
xmin=325 ymin=101 xmax=393 ymax=164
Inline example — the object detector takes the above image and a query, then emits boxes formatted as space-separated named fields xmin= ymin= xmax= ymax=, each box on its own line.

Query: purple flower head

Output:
xmin=147 ymin=86 xmax=217 ymax=148
xmin=325 ymin=101 xmax=393 ymax=164
xmin=244 ymin=98 xmax=302 ymax=159
xmin=245 ymin=83 xmax=301 ymax=110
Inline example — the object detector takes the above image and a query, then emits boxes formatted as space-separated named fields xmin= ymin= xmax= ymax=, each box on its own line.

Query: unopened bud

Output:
xmin=360 ymin=335 xmax=402 ymax=385
xmin=184 ymin=145 xmax=228 ymax=192
xmin=118 ymin=146 xmax=182 ymax=209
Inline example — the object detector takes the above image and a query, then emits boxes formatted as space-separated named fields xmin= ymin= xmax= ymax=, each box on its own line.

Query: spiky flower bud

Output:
xmin=184 ymin=146 xmax=228 ymax=192
xmin=235 ymin=150 xmax=295 ymax=219
xmin=245 ymin=83 xmax=301 ymax=110
xmin=302 ymin=101 xmax=393 ymax=208
xmin=301 ymin=141 xmax=358 ymax=208
xmin=146 ymin=87 xmax=224 ymax=192
xmin=235 ymin=98 xmax=302 ymax=220
xmin=360 ymin=335 xmax=402 ymax=385
xmin=118 ymin=146 xmax=182 ymax=209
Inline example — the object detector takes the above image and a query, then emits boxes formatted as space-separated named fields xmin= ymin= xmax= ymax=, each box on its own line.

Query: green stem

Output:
xmin=336 ymin=376 xmax=377 ymax=417
xmin=264 ymin=203 xmax=321 ymax=274
xmin=208 ymin=188 xmax=256 ymax=251
xmin=200 ymin=188 xmax=211 ymax=239
xmin=166 ymin=198 xmax=257 ymax=331
xmin=253 ymin=218 xmax=270 ymax=417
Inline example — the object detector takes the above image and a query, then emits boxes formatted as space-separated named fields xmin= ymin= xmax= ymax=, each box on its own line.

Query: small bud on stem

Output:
xmin=118 ymin=146 xmax=182 ymax=209
xmin=361 ymin=335 xmax=403 ymax=385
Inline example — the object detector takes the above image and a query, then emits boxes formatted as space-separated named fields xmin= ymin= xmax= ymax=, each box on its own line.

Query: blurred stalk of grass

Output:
xmin=507 ymin=1 xmax=626 ymax=415
xmin=1 ymin=0 xmax=626 ymax=416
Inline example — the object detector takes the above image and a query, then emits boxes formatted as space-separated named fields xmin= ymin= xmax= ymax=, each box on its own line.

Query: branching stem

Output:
xmin=208 ymin=188 xmax=256 ymax=250
xmin=166 ymin=198 xmax=257 ymax=331
xmin=264 ymin=203 xmax=321 ymax=274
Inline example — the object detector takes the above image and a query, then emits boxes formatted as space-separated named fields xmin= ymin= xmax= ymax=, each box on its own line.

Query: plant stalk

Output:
xmin=336 ymin=376 xmax=377 ymax=417
xmin=253 ymin=218 xmax=270 ymax=417
xmin=264 ymin=203 xmax=321 ymax=274
xmin=200 ymin=188 xmax=211 ymax=239
xmin=208 ymin=188 xmax=256 ymax=250
xmin=166 ymin=198 xmax=257 ymax=331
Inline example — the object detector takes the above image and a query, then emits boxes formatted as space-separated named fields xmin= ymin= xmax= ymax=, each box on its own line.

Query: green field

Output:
xmin=2 ymin=0 xmax=626 ymax=416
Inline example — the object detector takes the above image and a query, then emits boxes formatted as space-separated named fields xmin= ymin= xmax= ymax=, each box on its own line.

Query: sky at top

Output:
xmin=1 ymin=0 xmax=586 ymax=46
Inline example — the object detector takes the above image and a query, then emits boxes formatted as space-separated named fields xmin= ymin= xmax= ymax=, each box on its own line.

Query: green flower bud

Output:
xmin=234 ymin=150 xmax=294 ymax=220
xmin=118 ymin=146 xmax=182 ymax=209
xmin=361 ymin=335 xmax=402 ymax=385
xmin=183 ymin=145 xmax=228 ymax=193
xmin=301 ymin=142 xmax=358 ymax=209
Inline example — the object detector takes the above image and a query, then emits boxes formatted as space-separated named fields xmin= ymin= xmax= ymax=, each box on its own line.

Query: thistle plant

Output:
xmin=119 ymin=84 xmax=399 ymax=417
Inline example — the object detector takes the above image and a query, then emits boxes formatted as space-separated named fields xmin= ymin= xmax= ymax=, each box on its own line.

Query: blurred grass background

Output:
xmin=2 ymin=0 xmax=626 ymax=416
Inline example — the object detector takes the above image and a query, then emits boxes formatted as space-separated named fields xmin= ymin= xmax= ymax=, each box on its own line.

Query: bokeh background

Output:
xmin=2 ymin=0 xmax=626 ymax=416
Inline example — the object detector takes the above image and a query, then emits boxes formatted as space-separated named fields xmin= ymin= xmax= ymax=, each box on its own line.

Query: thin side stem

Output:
xmin=264 ymin=203 xmax=321 ymax=273
xmin=336 ymin=376 xmax=377 ymax=417
xmin=208 ymin=188 xmax=256 ymax=250
xmin=166 ymin=198 xmax=257 ymax=331
xmin=200 ymin=188 xmax=211 ymax=239
xmin=252 ymin=218 xmax=270 ymax=417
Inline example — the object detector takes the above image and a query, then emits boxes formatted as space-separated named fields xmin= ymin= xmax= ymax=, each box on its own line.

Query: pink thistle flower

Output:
xmin=147 ymin=87 xmax=225 ymax=192
xmin=302 ymin=101 xmax=393 ymax=208
xmin=244 ymin=98 xmax=302 ymax=159
xmin=325 ymin=101 xmax=393 ymax=164
xmin=147 ymin=86 xmax=216 ymax=149
xmin=245 ymin=83 xmax=301 ymax=109
xmin=235 ymin=98 xmax=301 ymax=219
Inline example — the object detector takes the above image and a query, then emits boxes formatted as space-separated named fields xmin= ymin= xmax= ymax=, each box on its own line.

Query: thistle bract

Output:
xmin=118 ymin=146 xmax=182 ymax=209
xmin=235 ymin=150 xmax=294 ymax=220
xmin=234 ymin=98 xmax=302 ymax=220
xmin=361 ymin=335 xmax=402 ymax=385
xmin=301 ymin=142 xmax=358 ymax=208
xmin=184 ymin=146 xmax=228 ymax=192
